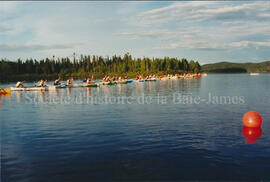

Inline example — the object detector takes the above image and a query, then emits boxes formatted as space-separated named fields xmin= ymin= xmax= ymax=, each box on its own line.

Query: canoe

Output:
xmin=55 ymin=85 xmax=67 ymax=89
xmin=98 ymin=81 xmax=115 ymax=85
xmin=26 ymin=87 xmax=47 ymax=91
xmin=145 ymin=78 xmax=157 ymax=81
xmin=160 ymin=77 xmax=169 ymax=81
xmin=66 ymin=84 xmax=74 ymax=88
xmin=66 ymin=83 xmax=82 ymax=88
xmin=250 ymin=73 xmax=259 ymax=76
xmin=11 ymin=87 xmax=25 ymax=91
xmin=116 ymin=80 xmax=128 ymax=84
xmin=11 ymin=87 xmax=47 ymax=91
xmin=47 ymin=85 xmax=67 ymax=90
xmin=171 ymin=76 xmax=178 ymax=80
xmin=136 ymin=79 xmax=145 ymax=82
xmin=82 ymin=83 xmax=99 ymax=87
xmin=126 ymin=80 xmax=133 ymax=83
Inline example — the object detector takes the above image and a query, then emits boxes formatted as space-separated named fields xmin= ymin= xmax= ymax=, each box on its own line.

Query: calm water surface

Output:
xmin=1 ymin=74 xmax=270 ymax=181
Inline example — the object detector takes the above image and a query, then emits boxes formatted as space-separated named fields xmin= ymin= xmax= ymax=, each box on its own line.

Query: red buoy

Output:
xmin=242 ymin=111 xmax=262 ymax=128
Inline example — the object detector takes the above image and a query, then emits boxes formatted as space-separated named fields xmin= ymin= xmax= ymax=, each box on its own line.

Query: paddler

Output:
xmin=87 ymin=77 xmax=93 ymax=85
xmin=16 ymin=81 xmax=25 ymax=88
xmin=54 ymin=78 xmax=61 ymax=85
xmin=37 ymin=80 xmax=46 ymax=87
xmin=67 ymin=77 xmax=73 ymax=85
xmin=103 ymin=76 xmax=110 ymax=82
xmin=102 ymin=76 xmax=107 ymax=82
xmin=82 ymin=78 xmax=87 ymax=83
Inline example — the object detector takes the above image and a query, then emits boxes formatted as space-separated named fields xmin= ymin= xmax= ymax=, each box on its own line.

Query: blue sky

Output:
xmin=0 ymin=1 xmax=270 ymax=64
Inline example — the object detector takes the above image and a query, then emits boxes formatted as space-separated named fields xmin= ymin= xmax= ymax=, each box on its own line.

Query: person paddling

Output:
xmin=103 ymin=76 xmax=110 ymax=82
xmin=87 ymin=77 xmax=93 ymax=85
xmin=16 ymin=81 xmax=25 ymax=88
xmin=67 ymin=78 xmax=73 ymax=85
xmin=37 ymin=80 xmax=46 ymax=87
xmin=54 ymin=78 xmax=61 ymax=85
xmin=102 ymin=76 xmax=107 ymax=82
xmin=82 ymin=78 xmax=87 ymax=83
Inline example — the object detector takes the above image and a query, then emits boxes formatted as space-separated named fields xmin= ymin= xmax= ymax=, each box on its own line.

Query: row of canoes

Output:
xmin=137 ymin=75 xmax=199 ymax=81
xmin=9 ymin=80 xmax=134 ymax=91
xmin=5 ymin=75 xmax=203 ymax=92
xmin=136 ymin=73 xmax=207 ymax=81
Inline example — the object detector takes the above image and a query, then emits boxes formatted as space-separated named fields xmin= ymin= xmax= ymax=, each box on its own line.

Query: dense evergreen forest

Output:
xmin=0 ymin=53 xmax=201 ymax=83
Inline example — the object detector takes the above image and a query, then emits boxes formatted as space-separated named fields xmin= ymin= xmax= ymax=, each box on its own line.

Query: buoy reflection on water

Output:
xmin=242 ymin=127 xmax=262 ymax=144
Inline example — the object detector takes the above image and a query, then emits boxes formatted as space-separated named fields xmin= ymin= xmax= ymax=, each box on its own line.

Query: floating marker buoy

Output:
xmin=242 ymin=111 xmax=262 ymax=128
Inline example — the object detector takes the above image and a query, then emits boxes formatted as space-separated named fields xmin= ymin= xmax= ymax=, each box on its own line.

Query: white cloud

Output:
xmin=0 ymin=24 xmax=12 ymax=33
xmin=225 ymin=24 xmax=270 ymax=36
xmin=0 ymin=2 xmax=21 ymax=19
xmin=133 ymin=1 xmax=270 ymax=26
xmin=0 ymin=43 xmax=75 ymax=52
xmin=154 ymin=40 xmax=270 ymax=51
xmin=231 ymin=41 xmax=270 ymax=48
xmin=118 ymin=1 xmax=270 ymax=54
xmin=115 ymin=29 xmax=205 ymax=40
xmin=154 ymin=40 xmax=227 ymax=51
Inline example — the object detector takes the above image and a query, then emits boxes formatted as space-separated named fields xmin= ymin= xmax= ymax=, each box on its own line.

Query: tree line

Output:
xmin=0 ymin=53 xmax=201 ymax=82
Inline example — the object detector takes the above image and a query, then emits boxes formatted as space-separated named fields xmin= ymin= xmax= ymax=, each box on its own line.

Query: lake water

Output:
xmin=1 ymin=74 xmax=270 ymax=181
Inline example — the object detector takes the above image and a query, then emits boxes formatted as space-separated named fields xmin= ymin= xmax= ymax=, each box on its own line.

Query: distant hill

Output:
xmin=201 ymin=61 xmax=270 ymax=73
